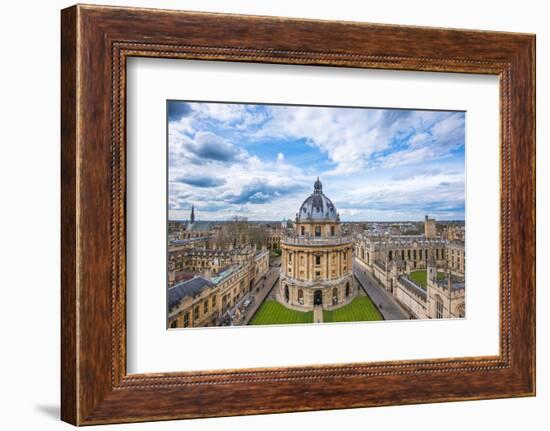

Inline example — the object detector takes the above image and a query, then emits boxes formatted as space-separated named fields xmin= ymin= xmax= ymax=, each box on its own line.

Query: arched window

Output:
xmin=332 ymin=287 xmax=339 ymax=305
xmin=297 ymin=289 xmax=304 ymax=305
xmin=300 ymin=226 xmax=305 ymax=236
xmin=315 ymin=226 xmax=321 ymax=237
xmin=330 ymin=226 xmax=335 ymax=236
xmin=284 ymin=285 xmax=289 ymax=302
xmin=345 ymin=282 xmax=350 ymax=297
xmin=456 ymin=303 xmax=465 ymax=318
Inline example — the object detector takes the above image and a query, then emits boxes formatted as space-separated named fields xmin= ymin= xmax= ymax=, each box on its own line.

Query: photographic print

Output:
xmin=167 ymin=101 xmax=466 ymax=329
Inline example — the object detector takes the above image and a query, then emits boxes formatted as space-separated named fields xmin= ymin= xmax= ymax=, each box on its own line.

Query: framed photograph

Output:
xmin=61 ymin=4 xmax=536 ymax=425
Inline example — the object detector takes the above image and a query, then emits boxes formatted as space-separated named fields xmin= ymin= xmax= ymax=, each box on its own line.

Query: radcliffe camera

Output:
xmin=166 ymin=101 xmax=466 ymax=329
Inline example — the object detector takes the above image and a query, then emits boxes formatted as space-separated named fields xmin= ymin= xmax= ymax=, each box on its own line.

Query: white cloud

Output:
xmin=254 ymin=107 xmax=464 ymax=175
xmin=167 ymin=101 xmax=465 ymax=221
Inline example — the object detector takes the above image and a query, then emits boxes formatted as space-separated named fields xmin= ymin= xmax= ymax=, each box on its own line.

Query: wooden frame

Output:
xmin=61 ymin=4 xmax=536 ymax=425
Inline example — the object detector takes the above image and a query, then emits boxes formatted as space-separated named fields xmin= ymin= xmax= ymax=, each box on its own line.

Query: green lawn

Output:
xmin=323 ymin=296 xmax=383 ymax=323
xmin=249 ymin=300 xmax=313 ymax=325
xmin=409 ymin=270 xmax=445 ymax=288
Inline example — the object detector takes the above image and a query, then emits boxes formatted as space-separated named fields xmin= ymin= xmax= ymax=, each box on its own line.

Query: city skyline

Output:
xmin=169 ymin=210 xmax=466 ymax=224
xmin=168 ymin=101 xmax=465 ymax=222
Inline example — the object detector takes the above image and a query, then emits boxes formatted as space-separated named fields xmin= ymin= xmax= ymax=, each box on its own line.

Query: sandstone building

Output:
xmin=424 ymin=214 xmax=437 ymax=239
xmin=354 ymin=218 xmax=465 ymax=320
xmin=167 ymin=206 xmax=270 ymax=328
xmin=168 ymin=247 xmax=269 ymax=328
xmin=278 ymin=179 xmax=355 ymax=311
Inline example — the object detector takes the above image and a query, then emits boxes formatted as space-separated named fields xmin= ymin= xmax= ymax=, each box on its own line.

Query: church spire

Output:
xmin=190 ymin=204 xmax=195 ymax=224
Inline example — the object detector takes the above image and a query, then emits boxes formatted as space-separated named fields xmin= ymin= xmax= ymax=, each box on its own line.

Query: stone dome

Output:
xmin=297 ymin=178 xmax=339 ymax=222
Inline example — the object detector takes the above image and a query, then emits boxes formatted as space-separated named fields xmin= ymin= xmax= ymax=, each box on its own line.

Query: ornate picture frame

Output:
xmin=61 ymin=4 xmax=535 ymax=425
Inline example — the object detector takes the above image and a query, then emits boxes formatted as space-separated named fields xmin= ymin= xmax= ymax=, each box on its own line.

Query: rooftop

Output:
xmin=435 ymin=277 xmax=466 ymax=292
xmin=168 ymin=276 xmax=214 ymax=309
xmin=210 ymin=265 xmax=243 ymax=284
xmin=398 ymin=276 xmax=427 ymax=300
xmin=296 ymin=178 xmax=339 ymax=222
xmin=186 ymin=221 xmax=214 ymax=232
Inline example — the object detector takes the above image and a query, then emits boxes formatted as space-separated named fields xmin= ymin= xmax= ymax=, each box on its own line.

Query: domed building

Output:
xmin=278 ymin=178 xmax=356 ymax=311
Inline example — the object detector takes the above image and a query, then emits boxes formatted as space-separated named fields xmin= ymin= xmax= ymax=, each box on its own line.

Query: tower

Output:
xmin=424 ymin=215 xmax=436 ymax=239
xmin=190 ymin=205 xmax=195 ymax=224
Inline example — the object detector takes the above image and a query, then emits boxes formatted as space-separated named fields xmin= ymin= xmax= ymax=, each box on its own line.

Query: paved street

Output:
xmin=313 ymin=305 xmax=323 ymax=323
xmin=353 ymin=262 xmax=410 ymax=320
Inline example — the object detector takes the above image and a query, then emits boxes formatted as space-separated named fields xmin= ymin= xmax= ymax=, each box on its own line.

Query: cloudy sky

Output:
xmin=168 ymin=101 xmax=465 ymax=222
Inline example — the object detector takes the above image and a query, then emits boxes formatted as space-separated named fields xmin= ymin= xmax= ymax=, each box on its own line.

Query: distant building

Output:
xmin=265 ymin=228 xmax=283 ymax=251
xmin=424 ymin=215 xmax=437 ymax=239
xmin=186 ymin=206 xmax=214 ymax=233
xmin=231 ymin=215 xmax=248 ymax=222
xmin=443 ymin=223 xmax=465 ymax=242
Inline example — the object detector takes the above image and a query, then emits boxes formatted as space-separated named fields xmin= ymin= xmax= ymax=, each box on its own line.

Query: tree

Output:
xmin=214 ymin=221 xmax=268 ymax=249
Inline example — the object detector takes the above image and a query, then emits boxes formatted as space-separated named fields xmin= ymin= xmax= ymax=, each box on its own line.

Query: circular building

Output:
xmin=278 ymin=178 xmax=355 ymax=311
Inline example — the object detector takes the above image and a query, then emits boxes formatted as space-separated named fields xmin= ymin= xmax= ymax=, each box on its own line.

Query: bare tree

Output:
xmin=214 ymin=221 xmax=268 ymax=249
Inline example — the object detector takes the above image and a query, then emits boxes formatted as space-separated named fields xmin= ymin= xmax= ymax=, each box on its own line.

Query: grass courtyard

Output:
xmin=323 ymin=296 xmax=383 ymax=323
xmin=249 ymin=296 xmax=383 ymax=325
xmin=249 ymin=300 xmax=313 ymax=325
xmin=409 ymin=270 xmax=445 ymax=288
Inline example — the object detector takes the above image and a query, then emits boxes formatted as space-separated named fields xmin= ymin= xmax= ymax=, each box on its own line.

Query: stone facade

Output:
xmin=354 ymin=234 xmax=449 ymax=279
xmin=425 ymin=257 xmax=466 ymax=318
xmin=446 ymin=241 xmax=465 ymax=275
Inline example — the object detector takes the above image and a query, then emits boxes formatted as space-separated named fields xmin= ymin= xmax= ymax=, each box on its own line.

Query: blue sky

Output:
xmin=168 ymin=101 xmax=465 ymax=222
